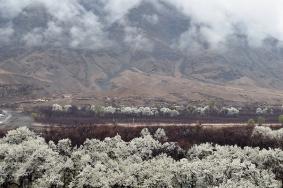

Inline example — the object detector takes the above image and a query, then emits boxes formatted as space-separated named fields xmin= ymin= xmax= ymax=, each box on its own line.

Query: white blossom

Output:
xmin=222 ymin=107 xmax=240 ymax=115
xmin=0 ymin=127 xmax=282 ymax=188
xmin=256 ymin=107 xmax=269 ymax=115
xmin=139 ymin=107 xmax=154 ymax=116
xmin=90 ymin=105 xmax=96 ymax=112
xmin=63 ymin=105 xmax=72 ymax=112
xmin=52 ymin=104 xmax=63 ymax=111
xmin=121 ymin=106 xmax=134 ymax=115
xmin=195 ymin=106 xmax=210 ymax=115
xmin=154 ymin=128 xmax=168 ymax=142
xmin=160 ymin=107 xmax=180 ymax=117
xmin=102 ymin=106 xmax=116 ymax=114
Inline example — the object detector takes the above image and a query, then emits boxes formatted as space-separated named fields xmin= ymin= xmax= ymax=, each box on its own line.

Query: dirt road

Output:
xmin=0 ymin=110 xmax=33 ymax=128
xmin=0 ymin=110 xmax=12 ymax=124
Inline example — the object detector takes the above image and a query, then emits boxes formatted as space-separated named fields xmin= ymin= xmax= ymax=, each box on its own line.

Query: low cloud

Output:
xmin=143 ymin=14 xmax=159 ymax=25
xmin=0 ymin=0 xmax=283 ymax=50
xmin=69 ymin=12 xmax=112 ymax=49
xmin=0 ymin=26 xmax=14 ymax=45
xmin=0 ymin=0 xmax=112 ymax=49
xmin=124 ymin=26 xmax=154 ymax=51
xmin=104 ymin=0 xmax=142 ymax=24
xmin=165 ymin=0 xmax=283 ymax=48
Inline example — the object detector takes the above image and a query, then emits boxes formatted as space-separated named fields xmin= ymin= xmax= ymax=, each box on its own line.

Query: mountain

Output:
xmin=1 ymin=1 xmax=283 ymax=105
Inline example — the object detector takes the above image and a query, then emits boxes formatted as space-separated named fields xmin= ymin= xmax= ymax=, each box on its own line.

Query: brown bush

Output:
xmin=26 ymin=124 xmax=260 ymax=149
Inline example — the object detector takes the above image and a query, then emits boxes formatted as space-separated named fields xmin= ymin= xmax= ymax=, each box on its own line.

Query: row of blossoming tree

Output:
xmin=29 ymin=103 xmax=283 ymax=125
xmin=50 ymin=104 xmax=283 ymax=116
xmin=50 ymin=104 xmax=241 ymax=116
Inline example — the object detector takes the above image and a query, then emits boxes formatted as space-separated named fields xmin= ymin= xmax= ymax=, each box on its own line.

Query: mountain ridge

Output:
xmin=1 ymin=1 xmax=283 ymax=104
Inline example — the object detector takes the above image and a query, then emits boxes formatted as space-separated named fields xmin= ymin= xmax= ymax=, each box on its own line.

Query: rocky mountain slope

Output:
xmin=0 ymin=1 xmax=283 ymax=104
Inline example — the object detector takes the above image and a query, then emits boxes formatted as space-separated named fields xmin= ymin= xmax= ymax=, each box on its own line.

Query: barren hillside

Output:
xmin=1 ymin=1 xmax=283 ymax=104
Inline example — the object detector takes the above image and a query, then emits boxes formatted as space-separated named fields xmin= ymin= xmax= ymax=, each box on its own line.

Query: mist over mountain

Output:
xmin=1 ymin=0 xmax=283 ymax=104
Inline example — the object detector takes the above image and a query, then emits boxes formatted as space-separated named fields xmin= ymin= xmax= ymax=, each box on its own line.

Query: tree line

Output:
xmin=31 ymin=103 xmax=283 ymax=125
